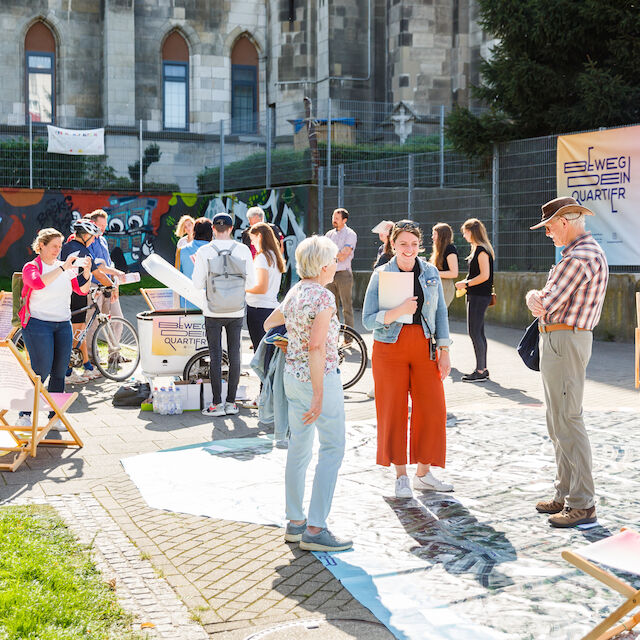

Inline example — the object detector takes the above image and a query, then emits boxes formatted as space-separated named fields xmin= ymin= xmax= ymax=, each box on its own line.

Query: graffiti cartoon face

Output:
xmin=105 ymin=196 xmax=156 ymax=266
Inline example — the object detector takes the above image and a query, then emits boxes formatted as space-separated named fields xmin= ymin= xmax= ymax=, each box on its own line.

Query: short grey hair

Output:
xmin=246 ymin=206 xmax=265 ymax=222
xmin=295 ymin=235 xmax=338 ymax=279
xmin=562 ymin=213 xmax=586 ymax=230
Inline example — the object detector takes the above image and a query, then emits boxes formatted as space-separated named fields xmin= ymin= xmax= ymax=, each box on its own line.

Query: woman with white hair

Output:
xmin=264 ymin=235 xmax=352 ymax=553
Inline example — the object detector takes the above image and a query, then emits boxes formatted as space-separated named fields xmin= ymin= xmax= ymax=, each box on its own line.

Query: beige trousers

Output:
xmin=540 ymin=329 xmax=594 ymax=509
xmin=326 ymin=270 xmax=354 ymax=328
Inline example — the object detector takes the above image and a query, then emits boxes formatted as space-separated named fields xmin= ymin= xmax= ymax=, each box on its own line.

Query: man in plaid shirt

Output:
xmin=525 ymin=196 xmax=608 ymax=528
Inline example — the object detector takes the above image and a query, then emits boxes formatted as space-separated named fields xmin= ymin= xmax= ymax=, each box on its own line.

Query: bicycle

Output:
xmin=12 ymin=285 xmax=140 ymax=382
xmin=181 ymin=324 xmax=367 ymax=390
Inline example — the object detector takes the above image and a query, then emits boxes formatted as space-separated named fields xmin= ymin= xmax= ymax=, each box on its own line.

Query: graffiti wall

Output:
xmin=0 ymin=187 xmax=310 ymax=282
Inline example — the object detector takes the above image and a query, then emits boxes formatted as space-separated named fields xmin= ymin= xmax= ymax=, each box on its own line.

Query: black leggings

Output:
xmin=466 ymin=295 xmax=491 ymax=371
xmin=246 ymin=305 xmax=275 ymax=351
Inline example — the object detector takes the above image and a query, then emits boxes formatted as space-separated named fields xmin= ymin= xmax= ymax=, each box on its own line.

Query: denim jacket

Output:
xmin=362 ymin=257 xmax=451 ymax=346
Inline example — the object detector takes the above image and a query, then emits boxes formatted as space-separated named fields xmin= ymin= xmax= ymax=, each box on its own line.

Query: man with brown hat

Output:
xmin=525 ymin=196 xmax=608 ymax=528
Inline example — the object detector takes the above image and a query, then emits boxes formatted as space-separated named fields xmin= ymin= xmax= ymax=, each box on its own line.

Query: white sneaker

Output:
xmin=67 ymin=371 xmax=89 ymax=384
xmin=16 ymin=415 xmax=32 ymax=427
xmin=49 ymin=419 xmax=68 ymax=432
xmin=202 ymin=403 xmax=226 ymax=417
xmin=395 ymin=475 xmax=413 ymax=499
xmin=413 ymin=470 xmax=454 ymax=492
xmin=224 ymin=402 xmax=239 ymax=415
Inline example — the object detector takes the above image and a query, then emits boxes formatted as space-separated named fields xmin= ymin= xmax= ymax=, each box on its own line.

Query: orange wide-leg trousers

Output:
xmin=372 ymin=324 xmax=447 ymax=467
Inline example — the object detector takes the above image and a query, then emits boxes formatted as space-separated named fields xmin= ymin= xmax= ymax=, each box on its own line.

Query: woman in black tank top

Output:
xmin=455 ymin=218 xmax=494 ymax=382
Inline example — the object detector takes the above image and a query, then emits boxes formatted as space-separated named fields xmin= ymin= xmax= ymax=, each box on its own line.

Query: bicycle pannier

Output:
xmin=205 ymin=243 xmax=247 ymax=314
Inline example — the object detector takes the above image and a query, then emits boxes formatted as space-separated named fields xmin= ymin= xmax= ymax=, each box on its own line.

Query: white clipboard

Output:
xmin=378 ymin=271 xmax=414 ymax=324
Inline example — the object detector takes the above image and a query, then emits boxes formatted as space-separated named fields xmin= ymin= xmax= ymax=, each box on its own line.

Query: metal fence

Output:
xmin=0 ymin=98 xmax=452 ymax=194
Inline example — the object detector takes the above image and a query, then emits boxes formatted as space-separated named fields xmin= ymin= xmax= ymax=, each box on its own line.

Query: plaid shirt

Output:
xmin=539 ymin=232 xmax=608 ymax=330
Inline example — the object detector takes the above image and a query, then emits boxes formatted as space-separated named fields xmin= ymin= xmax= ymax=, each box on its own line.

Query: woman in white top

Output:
xmin=17 ymin=228 xmax=91 ymax=426
xmin=245 ymin=222 xmax=286 ymax=351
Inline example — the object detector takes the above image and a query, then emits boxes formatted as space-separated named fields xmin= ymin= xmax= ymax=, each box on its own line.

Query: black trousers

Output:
xmin=205 ymin=316 xmax=243 ymax=405
xmin=246 ymin=305 xmax=275 ymax=351
xmin=466 ymin=294 xmax=491 ymax=371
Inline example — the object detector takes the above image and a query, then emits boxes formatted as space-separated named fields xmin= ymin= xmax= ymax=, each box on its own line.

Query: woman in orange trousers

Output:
xmin=362 ymin=220 xmax=453 ymax=499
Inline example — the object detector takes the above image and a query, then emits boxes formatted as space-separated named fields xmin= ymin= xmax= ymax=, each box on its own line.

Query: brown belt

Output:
xmin=539 ymin=323 xmax=589 ymax=334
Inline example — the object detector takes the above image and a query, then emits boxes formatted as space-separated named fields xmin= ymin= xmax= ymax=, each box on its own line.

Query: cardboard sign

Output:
xmin=141 ymin=288 xmax=180 ymax=311
xmin=0 ymin=292 xmax=14 ymax=341
xmin=151 ymin=314 xmax=207 ymax=356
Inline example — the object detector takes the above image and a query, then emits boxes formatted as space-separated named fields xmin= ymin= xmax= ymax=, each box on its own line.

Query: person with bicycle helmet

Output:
xmin=61 ymin=218 xmax=107 ymax=382
xmin=16 ymin=228 xmax=92 ymax=429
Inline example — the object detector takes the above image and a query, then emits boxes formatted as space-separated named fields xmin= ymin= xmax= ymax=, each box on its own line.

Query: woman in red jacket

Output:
xmin=17 ymin=228 xmax=91 ymax=428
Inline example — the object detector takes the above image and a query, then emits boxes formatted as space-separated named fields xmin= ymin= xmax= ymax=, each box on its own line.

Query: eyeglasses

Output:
xmin=394 ymin=221 xmax=419 ymax=231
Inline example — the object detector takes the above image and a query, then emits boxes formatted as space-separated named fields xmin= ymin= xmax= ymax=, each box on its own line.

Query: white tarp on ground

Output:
xmin=122 ymin=410 xmax=640 ymax=640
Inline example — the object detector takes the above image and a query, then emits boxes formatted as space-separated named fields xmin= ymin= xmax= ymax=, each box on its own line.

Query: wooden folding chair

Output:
xmin=562 ymin=528 xmax=640 ymax=640
xmin=635 ymin=292 xmax=639 ymax=390
xmin=0 ymin=339 xmax=83 ymax=472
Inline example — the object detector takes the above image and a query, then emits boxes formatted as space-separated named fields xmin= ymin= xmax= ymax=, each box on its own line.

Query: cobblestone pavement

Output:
xmin=0 ymin=295 xmax=637 ymax=639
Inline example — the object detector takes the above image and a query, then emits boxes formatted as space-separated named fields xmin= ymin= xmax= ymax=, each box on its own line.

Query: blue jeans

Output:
xmin=205 ymin=316 xmax=243 ymax=404
xmin=21 ymin=317 xmax=72 ymax=416
xmin=284 ymin=370 xmax=345 ymax=528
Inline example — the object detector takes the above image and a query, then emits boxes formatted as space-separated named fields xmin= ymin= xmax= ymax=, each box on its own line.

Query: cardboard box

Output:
xmin=174 ymin=381 xmax=202 ymax=411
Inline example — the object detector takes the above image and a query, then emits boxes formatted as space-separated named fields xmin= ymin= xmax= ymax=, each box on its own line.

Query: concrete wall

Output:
xmin=353 ymin=270 xmax=640 ymax=342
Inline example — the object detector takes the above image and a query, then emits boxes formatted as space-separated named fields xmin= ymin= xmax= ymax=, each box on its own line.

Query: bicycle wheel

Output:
xmin=92 ymin=316 xmax=140 ymax=381
xmin=182 ymin=349 xmax=229 ymax=381
xmin=10 ymin=328 xmax=25 ymax=353
xmin=338 ymin=325 xmax=368 ymax=390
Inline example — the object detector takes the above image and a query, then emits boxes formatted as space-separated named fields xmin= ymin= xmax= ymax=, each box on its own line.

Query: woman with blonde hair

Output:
xmin=264 ymin=235 xmax=352 ymax=553
xmin=16 ymin=228 xmax=92 ymax=428
xmin=174 ymin=215 xmax=195 ymax=267
xmin=455 ymin=218 xmax=494 ymax=382
xmin=429 ymin=222 xmax=458 ymax=307
xmin=245 ymin=222 xmax=286 ymax=352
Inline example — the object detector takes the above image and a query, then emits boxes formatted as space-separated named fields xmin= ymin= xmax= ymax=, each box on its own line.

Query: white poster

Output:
xmin=557 ymin=126 xmax=640 ymax=266
xmin=47 ymin=125 xmax=105 ymax=155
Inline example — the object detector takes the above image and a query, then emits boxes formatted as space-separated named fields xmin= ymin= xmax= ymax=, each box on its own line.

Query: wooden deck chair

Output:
xmin=562 ymin=528 xmax=640 ymax=640
xmin=0 ymin=339 xmax=83 ymax=472
xmin=635 ymin=292 xmax=639 ymax=389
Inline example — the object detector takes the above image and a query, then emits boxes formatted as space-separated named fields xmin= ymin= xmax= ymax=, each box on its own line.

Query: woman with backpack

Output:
xmin=16 ymin=228 xmax=92 ymax=428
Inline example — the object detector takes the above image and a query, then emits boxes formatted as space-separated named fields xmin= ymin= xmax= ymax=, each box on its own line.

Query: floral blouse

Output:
xmin=281 ymin=281 xmax=340 ymax=382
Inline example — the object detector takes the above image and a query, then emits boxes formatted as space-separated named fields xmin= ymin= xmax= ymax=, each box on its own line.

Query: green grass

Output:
xmin=0 ymin=505 xmax=144 ymax=640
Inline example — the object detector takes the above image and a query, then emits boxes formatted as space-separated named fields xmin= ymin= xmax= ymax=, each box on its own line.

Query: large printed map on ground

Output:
xmin=122 ymin=410 xmax=640 ymax=640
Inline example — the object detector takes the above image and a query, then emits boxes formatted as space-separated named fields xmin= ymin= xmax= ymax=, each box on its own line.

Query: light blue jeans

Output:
xmin=284 ymin=370 xmax=345 ymax=529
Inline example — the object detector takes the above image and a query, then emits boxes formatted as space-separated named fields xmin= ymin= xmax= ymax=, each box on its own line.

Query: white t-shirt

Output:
xmin=246 ymin=251 xmax=282 ymax=309
xmin=191 ymin=239 xmax=256 ymax=318
xmin=29 ymin=260 xmax=77 ymax=322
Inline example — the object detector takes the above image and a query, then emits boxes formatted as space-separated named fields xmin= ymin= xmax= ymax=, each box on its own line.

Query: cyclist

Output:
xmin=61 ymin=219 xmax=108 ymax=382
xmin=16 ymin=228 xmax=92 ymax=429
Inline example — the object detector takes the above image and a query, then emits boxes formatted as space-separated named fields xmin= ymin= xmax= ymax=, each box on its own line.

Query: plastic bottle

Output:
xmin=152 ymin=387 xmax=159 ymax=413
xmin=167 ymin=387 xmax=175 ymax=415
xmin=172 ymin=387 xmax=183 ymax=414
xmin=159 ymin=386 xmax=167 ymax=415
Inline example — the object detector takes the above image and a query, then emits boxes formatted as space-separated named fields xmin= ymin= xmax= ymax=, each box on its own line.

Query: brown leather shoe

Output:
xmin=548 ymin=506 xmax=596 ymax=528
xmin=535 ymin=499 xmax=564 ymax=514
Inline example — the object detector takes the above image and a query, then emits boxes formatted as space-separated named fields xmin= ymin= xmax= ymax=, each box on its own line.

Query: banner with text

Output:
xmin=557 ymin=126 xmax=639 ymax=265
xmin=47 ymin=126 xmax=105 ymax=155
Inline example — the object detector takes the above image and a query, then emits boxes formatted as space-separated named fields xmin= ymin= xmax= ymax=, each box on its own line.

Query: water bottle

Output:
xmin=159 ymin=387 xmax=167 ymax=415
xmin=167 ymin=387 xmax=176 ymax=415
xmin=152 ymin=387 xmax=159 ymax=413
xmin=172 ymin=387 xmax=183 ymax=414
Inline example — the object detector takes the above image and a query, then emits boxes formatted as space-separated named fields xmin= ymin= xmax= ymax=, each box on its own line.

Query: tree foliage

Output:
xmin=446 ymin=0 xmax=640 ymax=156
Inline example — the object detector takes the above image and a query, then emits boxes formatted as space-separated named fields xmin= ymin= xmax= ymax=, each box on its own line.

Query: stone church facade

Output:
xmin=0 ymin=0 xmax=494 ymax=190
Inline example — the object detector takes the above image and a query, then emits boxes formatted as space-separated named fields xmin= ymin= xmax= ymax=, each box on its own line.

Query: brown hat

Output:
xmin=530 ymin=196 xmax=594 ymax=230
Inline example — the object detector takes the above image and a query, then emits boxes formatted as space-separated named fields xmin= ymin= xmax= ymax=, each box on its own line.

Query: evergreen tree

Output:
xmin=446 ymin=0 xmax=640 ymax=156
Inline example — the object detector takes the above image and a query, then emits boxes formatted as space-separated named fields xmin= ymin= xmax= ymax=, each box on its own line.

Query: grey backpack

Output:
xmin=205 ymin=242 xmax=247 ymax=314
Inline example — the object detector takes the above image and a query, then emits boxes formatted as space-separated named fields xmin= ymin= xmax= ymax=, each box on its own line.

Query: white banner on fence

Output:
xmin=46 ymin=125 xmax=105 ymax=155
xmin=557 ymin=126 xmax=640 ymax=265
